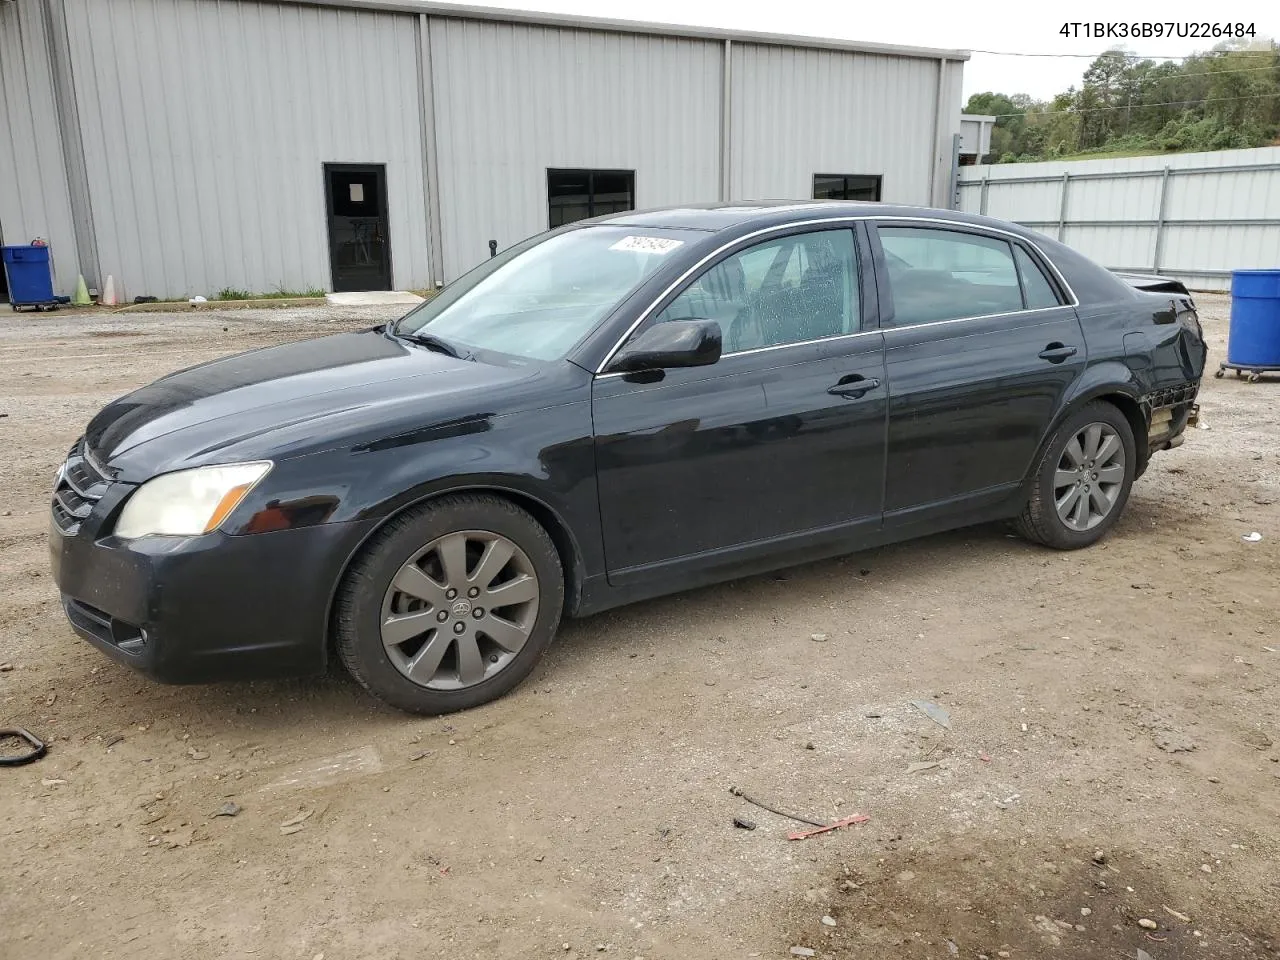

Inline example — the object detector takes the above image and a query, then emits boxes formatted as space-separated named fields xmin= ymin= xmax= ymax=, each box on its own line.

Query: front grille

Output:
xmin=51 ymin=439 xmax=111 ymax=535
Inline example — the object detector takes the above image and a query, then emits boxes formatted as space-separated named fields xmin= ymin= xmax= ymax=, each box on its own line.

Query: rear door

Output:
xmin=592 ymin=225 xmax=886 ymax=585
xmin=870 ymin=222 xmax=1086 ymax=529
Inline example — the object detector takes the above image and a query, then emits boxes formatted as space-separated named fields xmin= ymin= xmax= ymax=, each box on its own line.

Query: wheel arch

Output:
xmin=1093 ymin=391 xmax=1148 ymax=475
xmin=1026 ymin=377 xmax=1150 ymax=489
xmin=322 ymin=483 xmax=587 ymax=662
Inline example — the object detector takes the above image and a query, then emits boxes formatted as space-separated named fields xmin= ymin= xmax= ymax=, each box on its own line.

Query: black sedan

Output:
xmin=50 ymin=203 xmax=1207 ymax=714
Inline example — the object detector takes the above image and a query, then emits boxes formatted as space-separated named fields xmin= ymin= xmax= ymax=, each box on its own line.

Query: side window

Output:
xmin=879 ymin=227 xmax=1023 ymax=326
xmin=655 ymin=229 xmax=859 ymax=353
xmin=1014 ymin=245 xmax=1063 ymax=309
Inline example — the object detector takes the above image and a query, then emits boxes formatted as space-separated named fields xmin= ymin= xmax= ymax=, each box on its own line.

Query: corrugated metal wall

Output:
xmin=0 ymin=0 xmax=80 ymax=294
xmin=428 ymin=18 xmax=723 ymax=282
xmin=58 ymin=0 xmax=431 ymax=299
xmin=4 ymin=0 xmax=963 ymax=296
xmin=958 ymin=146 xmax=1280 ymax=291
xmin=730 ymin=45 xmax=957 ymax=207
xmin=939 ymin=59 xmax=964 ymax=197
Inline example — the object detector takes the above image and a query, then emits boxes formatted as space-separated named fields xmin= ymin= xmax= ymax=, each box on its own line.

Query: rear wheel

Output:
xmin=1016 ymin=401 xmax=1136 ymax=550
xmin=334 ymin=494 xmax=563 ymax=714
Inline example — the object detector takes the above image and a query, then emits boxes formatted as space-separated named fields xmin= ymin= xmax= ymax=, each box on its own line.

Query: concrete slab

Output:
xmin=117 ymin=297 xmax=328 ymax=313
xmin=325 ymin=290 xmax=425 ymax=307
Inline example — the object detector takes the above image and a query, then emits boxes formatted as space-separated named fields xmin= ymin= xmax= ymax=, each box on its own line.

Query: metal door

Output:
xmin=325 ymin=163 xmax=392 ymax=292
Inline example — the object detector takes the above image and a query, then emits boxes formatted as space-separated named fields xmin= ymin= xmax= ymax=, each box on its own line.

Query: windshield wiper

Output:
xmin=396 ymin=330 xmax=468 ymax=359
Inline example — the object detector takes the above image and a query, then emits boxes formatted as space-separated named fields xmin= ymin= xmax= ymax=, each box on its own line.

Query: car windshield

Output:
xmin=395 ymin=226 xmax=700 ymax=361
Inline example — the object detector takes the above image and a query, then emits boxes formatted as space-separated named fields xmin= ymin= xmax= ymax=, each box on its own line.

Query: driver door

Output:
xmin=591 ymin=226 xmax=887 ymax=586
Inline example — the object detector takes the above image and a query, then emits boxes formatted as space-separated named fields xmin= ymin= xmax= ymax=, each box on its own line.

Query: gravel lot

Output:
xmin=1 ymin=295 xmax=1277 ymax=960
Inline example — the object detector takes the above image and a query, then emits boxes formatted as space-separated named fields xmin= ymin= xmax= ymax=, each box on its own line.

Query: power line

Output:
xmin=989 ymin=90 xmax=1280 ymax=119
xmin=969 ymin=47 xmax=1275 ymax=60
xmin=1117 ymin=62 xmax=1280 ymax=81
xmin=967 ymin=52 xmax=1279 ymax=103
xmin=969 ymin=60 xmax=1280 ymax=101
xmin=1049 ymin=60 xmax=1280 ymax=87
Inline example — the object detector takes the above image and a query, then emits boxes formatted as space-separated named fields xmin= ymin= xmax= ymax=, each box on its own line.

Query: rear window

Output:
xmin=1015 ymin=246 xmax=1062 ymax=309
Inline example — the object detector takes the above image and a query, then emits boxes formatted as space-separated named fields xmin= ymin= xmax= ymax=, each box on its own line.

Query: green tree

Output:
xmin=964 ymin=91 xmax=1021 ymax=160
xmin=969 ymin=38 xmax=1279 ymax=163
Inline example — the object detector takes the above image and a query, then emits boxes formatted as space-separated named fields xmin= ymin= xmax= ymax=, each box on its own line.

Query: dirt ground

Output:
xmin=1 ymin=295 xmax=1277 ymax=960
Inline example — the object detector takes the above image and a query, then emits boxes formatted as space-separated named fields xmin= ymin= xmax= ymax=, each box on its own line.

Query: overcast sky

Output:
xmin=492 ymin=0 xmax=1279 ymax=101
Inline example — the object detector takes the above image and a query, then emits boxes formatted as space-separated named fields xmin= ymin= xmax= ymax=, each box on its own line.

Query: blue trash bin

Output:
xmin=2 ymin=244 xmax=57 ymax=310
xmin=1219 ymin=269 xmax=1280 ymax=381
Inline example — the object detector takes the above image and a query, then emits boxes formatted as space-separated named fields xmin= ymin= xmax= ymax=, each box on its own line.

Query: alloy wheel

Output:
xmin=1053 ymin=422 xmax=1126 ymax=531
xmin=380 ymin=530 xmax=540 ymax=689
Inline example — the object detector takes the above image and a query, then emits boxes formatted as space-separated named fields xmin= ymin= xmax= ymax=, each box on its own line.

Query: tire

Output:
xmin=1016 ymin=401 xmax=1137 ymax=550
xmin=334 ymin=494 xmax=564 ymax=714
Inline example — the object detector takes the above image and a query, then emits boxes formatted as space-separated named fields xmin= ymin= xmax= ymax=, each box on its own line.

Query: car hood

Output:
xmin=85 ymin=329 xmax=550 ymax=480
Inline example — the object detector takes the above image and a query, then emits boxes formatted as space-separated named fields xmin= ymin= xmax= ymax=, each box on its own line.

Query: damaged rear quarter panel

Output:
xmin=1071 ymin=294 xmax=1205 ymax=402
xmin=1066 ymin=300 xmax=1151 ymax=400
xmin=1062 ymin=291 xmax=1206 ymax=469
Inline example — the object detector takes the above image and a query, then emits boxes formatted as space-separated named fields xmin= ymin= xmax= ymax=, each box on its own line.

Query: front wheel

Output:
xmin=334 ymin=494 xmax=564 ymax=714
xmin=1016 ymin=401 xmax=1136 ymax=550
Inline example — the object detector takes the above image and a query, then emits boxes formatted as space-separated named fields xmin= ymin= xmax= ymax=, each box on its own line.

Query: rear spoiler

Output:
xmin=1112 ymin=272 xmax=1190 ymax=296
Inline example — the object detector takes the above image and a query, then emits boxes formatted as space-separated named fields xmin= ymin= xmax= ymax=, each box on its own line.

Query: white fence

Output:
xmin=956 ymin=146 xmax=1280 ymax=292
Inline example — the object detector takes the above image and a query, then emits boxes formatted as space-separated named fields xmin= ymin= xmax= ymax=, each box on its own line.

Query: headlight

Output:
xmin=114 ymin=462 xmax=272 ymax=539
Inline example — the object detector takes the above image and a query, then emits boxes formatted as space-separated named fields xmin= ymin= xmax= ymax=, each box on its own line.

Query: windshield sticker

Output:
xmin=610 ymin=235 xmax=684 ymax=255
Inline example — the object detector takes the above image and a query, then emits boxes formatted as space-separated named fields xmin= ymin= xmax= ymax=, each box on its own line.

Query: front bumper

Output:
xmin=50 ymin=515 xmax=377 ymax=684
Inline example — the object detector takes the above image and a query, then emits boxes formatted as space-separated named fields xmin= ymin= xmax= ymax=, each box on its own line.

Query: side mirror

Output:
xmin=607 ymin=320 xmax=722 ymax=373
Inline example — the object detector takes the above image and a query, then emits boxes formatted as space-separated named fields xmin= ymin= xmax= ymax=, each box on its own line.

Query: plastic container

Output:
xmin=1227 ymin=269 xmax=1280 ymax=369
xmin=2 ymin=244 xmax=56 ymax=308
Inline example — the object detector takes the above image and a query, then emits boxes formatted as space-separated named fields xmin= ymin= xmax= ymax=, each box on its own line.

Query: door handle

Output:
xmin=1038 ymin=342 xmax=1078 ymax=363
xmin=827 ymin=374 xmax=881 ymax=399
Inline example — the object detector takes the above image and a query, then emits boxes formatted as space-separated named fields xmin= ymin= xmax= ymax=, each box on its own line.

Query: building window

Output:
xmin=812 ymin=174 xmax=882 ymax=202
xmin=548 ymin=169 xmax=635 ymax=228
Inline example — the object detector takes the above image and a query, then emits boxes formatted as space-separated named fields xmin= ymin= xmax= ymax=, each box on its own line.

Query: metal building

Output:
xmin=1 ymin=0 xmax=967 ymax=300
xmin=958 ymin=113 xmax=994 ymax=165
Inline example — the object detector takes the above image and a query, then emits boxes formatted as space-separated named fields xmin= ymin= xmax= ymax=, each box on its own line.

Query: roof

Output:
xmin=600 ymin=202 xmax=833 ymax=231
xmin=961 ymin=114 xmax=997 ymax=123
xmin=595 ymin=201 xmax=946 ymax=231
xmin=280 ymin=0 xmax=970 ymax=60
xmin=590 ymin=201 xmax=1058 ymax=243
xmin=590 ymin=203 xmax=1130 ymax=308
